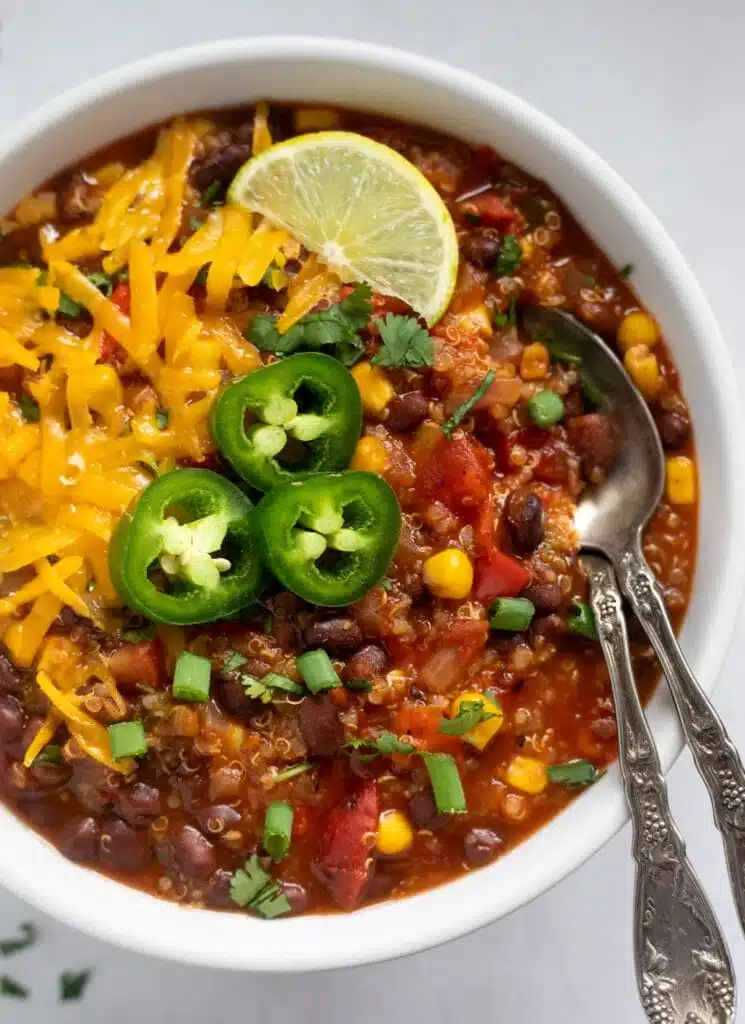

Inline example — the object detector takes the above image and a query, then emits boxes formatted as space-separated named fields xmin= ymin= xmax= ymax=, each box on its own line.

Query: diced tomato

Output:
xmin=313 ymin=778 xmax=379 ymax=910
xmin=100 ymin=283 xmax=130 ymax=366
xmin=108 ymin=638 xmax=165 ymax=691
xmin=392 ymin=703 xmax=461 ymax=757
xmin=420 ymin=435 xmax=492 ymax=510
xmin=533 ymin=441 xmax=572 ymax=485
xmin=469 ymin=192 xmax=518 ymax=230
xmin=473 ymin=549 xmax=531 ymax=603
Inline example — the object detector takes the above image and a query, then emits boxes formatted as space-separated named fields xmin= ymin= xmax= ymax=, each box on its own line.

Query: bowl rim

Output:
xmin=0 ymin=34 xmax=743 ymax=972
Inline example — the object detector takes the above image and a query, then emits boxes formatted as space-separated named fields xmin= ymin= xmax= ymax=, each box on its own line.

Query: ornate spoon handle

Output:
xmin=618 ymin=542 xmax=745 ymax=940
xmin=584 ymin=553 xmax=734 ymax=1024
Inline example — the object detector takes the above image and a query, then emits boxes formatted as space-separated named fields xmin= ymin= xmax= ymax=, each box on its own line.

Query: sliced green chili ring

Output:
xmin=251 ymin=471 xmax=402 ymax=606
xmin=210 ymin=353 xmax=362 ymax=492
xmin=567 ymin=599 xmax=598 ymax=639
xmin=109 ymin=468 xmax=264 ymax=625
xmin=296 ymin=650 xmax=340 ymax=693
xmin=421 ymin=752 xmax=467 ymax=814
xmin=489 ymin=597 xmax=535 ymax=631
xmin=263 ymin=801 xmax=293 ymax=860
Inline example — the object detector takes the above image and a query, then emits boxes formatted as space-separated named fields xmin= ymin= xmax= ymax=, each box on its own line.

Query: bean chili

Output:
xmin=0 ymin=102 xmax=696 ymax=916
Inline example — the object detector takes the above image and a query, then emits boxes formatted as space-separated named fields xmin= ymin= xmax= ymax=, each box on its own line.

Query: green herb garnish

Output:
xmin=547 ymin=759 xmax=599 ymax=787
xmin=493 ymin=234 xmax=522 ymax=277
xmin=17 ymin=392 xmax=40 ymax=423
xmin=230 ymin=854 xmax=291 ymax=919
xmin=60 ymin=969 xmax=92 ymax=1002
xmin=345 ymin=730 xmax=415 ymax=761
xmin=272 ymin=761 xmax=315 ymax=785
xmin=200 ymin=181 xmax=223 ymax=207
xmin=438 ymin=700 xmax=495 ymax=736
xmin=370 ymin=314 xmax=434 ymax=369
xmin=155 ymin=407 xmax=170 ymax=430
xmin=189 ymin=216 xmax=203 ymax=233
xmin=223 ymin=651 xmax=248 ymax=673
xmin=33 ymin=744 xmax=62 ymax=765
xmin=493 ymin=297 xmax=517 ymax=328
xmin=120 ymin=621 xmax=156 ymax=643
xmin=0 ymin=922 xmax=37 ymax=957
xmin=86 ymin=271 xmax=114 ymax=297
xmin=442 ymin=369 xmax=495 ymax=438
xmin=379 ymin=577 xmax=394 ymax=592
xmin=251 ymin=283 xmax=372 ymax=366
xmin=57 ymin=293 xmax=84 ymax=318
xmin=344 ymin=678 xmax=374 ymax=692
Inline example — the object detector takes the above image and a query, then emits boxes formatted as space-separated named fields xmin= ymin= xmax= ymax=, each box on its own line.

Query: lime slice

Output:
xmin=228 ymin=131 xmax=458 ymax=325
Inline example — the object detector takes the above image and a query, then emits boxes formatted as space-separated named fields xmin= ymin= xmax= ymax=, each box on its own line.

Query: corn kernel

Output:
xmin=376 ymin=809 xmax=414 ymax=856
xmin=624 ymin=345 xmax=661 ymax=398
xmin=520 ymin=342 xmax=550 ymax=381
xmin=294 ymin=107 xmax=341 ymax=132
xmin=506 ymin=755 xmax=548 ymax=794
xmin=422 ymin=548 xmax=473 ymax=600
xmin=351 ymin=361 xmax=394 ymax=417
xmin=617 ymin=311 xmax=660 ymax=350
xmin=665 ymin=455 xmax=696 ymax=505
xmin=451 ymin=690 xmax=504 ymax=750
xmin=350 ymin=436 xmax=389 ymax=474
xmin=519 ymin=235 xmax=534 ymax=260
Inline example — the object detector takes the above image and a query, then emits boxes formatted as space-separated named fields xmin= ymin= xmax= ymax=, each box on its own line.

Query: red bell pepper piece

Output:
xmin=100 ymin=283 xmax=130 ymax=366
xmin=313 ymin=778 xmax=379 ymax=910
xmin=108 ymin=638 xmax=165 ymax=691
xmin=474 ymin=549 xmax=531 ymax=602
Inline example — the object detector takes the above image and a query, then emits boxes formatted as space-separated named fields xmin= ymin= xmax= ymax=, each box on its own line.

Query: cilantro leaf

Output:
xmin=344 ymin=678 xmax=374 ymax=692
xmin=493 ymin=297 xmax=517 ymax=329
xmin=249 ymin=283 xmax=372 ymax=366
xmin=546 ymin=759 xmax=599 ymax=787
xmin=438 ymin=699 xmax=496 ymax=736
xmin=0 ymin=922 xmax=37 ymax=957
xmin=60 ymin=969 xmax=92 ymax=1002
xmin=370 ymin=314 xmax=433 ymax=369
xmin=0 ymin=976 xmax=28 ymax=999
xmin=86 ymin=271 xmax=114 ymax=298
xmin=493 ymin=234 xmax=522 ymax=277
xmin=57 ymin=293 xmax=84 ymax=318
xmin=223 ymin=651 xmax=248 ymax=673
xmin=230 ymin=854 xmax=291 ymax=919
xmin=200 ymin=180 xmax=223 ymax=207
xmin=17 ymin=393 xmax=39 ymax=423
xmin=442 ymin=369 xmax=496 ymax=438
xmin=345 ymin=730 xmax=415 ymax=761
xmin=120 ymin=621 xmax=156 ymax=643
xmin=242 ymin=677 xmax=273 ymax=704
xmin=155 ymin=407 xmax=170 ymax=430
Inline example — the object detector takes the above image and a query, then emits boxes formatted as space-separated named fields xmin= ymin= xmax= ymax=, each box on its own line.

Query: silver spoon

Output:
xmin=524 ymin=306 xmax=736 ymax=1024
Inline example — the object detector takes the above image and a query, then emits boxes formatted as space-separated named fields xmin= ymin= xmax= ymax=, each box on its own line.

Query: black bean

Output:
xmin=195 ymin=804 xmax=242 ymax=836
xmin=305 ymin=618 xmax=363 ymax=650
xmin=192 ymin=142 xmax=253 ymax=191
xmin=385 ymin=392 xmax=430 ymax=432
xmin=298 ymin=694 xmax=344 ymax=756
xmin=505 ymin=491 xmax=545 ymax=553
xmin=0 ymin=695 xmax=25 ymax=746
xmin=0 ymin=646 xmax=22 ymax=695
xmin=204 ymin=868 xmax=235 ymax=909
xmin=59 ymin=816 xmax=100 ymax=863
xmin=280 ymin=881 xmax=309 ymax=914
xmin=461 ymin=230 xmax=502 ymax=268
xmin=521 ymin=582 xmax=563 ymax=613
xmin=99 ymin=817 xmax=151 ymax=871
xmin=531 ymin=613 xmax=569 ymax=641
xmin=464 ymin=827 xmax=502 ymax=865
xmin=409 ymin=789 xmax=447 ymax=830
xmin=215 ymin=677 xmax=259 ymax=722
xmin=116 ymin=782 xmax=162 ymax=827
xmin=656 ymin=410 xmax=691 ymax=451
xmin=341 ymin=644 xmax=388 ymax=683
xmin=169 ymin=824 xmax=218 ymax=879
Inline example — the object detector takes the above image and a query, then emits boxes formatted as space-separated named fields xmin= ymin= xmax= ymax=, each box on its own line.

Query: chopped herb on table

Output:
xmin=0 ymin=922 xmax=37 ymax=957
xmin=547 ymin=759 xmax=599 ymax=787
xmin=59 ymin=969 xmax=92 ymax=1002
xmin=0 ymin=975 xmax=28 ymax=999
xmin=442 ymin=369 xmax=496 ymax=438
xmin=370 ymin=314 xmax=433 ymax=368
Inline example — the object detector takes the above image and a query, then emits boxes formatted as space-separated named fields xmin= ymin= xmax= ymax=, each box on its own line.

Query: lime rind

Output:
xmin=228 ymin=131 xmax=458 ymax=325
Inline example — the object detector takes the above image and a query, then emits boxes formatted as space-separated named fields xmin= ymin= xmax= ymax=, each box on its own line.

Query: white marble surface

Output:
xmin=0 ymin=0 xmax=743 ymax=1020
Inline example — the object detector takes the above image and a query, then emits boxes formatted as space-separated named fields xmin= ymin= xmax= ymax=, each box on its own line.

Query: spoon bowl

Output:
xmin=522 ymin=305 xmax=664 ymax=558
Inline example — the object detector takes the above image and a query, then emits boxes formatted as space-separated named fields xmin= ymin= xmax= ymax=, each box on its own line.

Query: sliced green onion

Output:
xmin=442 ymin=369 xmax=496 ymax=438
xmin=172 ymin=650 xmax=212 ymax=702
xmin=567 ymin=600 xmax=598 ymax=639
xmin=33 ymin=744 xmax=62 ymax=765
xmin=263 ymin=801 xmax=293 ymax=860
xmin=545 ymin=340 xmax=582 ymax=365
xmin=263 ymin=672 xmax=304 ymax=695
xmin=489 ymin=597 xmax=535 ymax=631
xmin=296 ymin=650 xmax=340 ymax=693
xmin=272 ymin=761 xmax=315 ymax=785
xmin=107 ymin=720 xmax=147 ymax=761
xmin=547 ymin=759 xmax=599 ymax=787
xmin=421 ymin=752 xmax=467 ymax=814
xmin=527 ymin=389 xmax=565 ymax=428
xmin=580 ymin=369 xmax=603 ymax=407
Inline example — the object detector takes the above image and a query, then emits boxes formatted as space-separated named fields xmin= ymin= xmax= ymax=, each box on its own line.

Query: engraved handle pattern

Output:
xmin=585 ymin=554 xmax=734 ymax=1024
xmin=619 ymin=543 xmax=745 ymax=941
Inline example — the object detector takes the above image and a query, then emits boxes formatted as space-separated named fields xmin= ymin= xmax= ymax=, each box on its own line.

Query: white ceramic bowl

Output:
xmin=0 ymin=36 xmax=741 ymax=972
